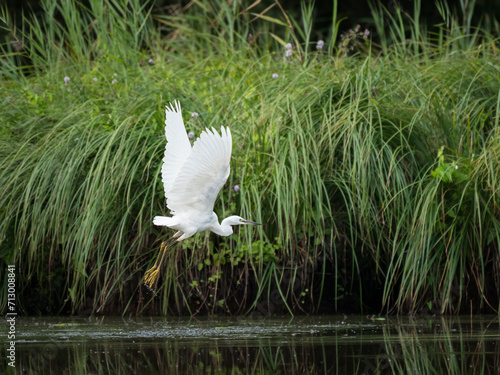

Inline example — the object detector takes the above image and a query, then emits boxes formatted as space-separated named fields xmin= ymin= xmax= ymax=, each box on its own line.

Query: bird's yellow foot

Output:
xmin=144 ymin=241 xmax=170 ymax=291
xmin=144 ymin=267 xmax=159 ymax=291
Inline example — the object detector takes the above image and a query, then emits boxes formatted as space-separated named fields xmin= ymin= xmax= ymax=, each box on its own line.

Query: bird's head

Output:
xmin=223 ymin=215 xmax=261 ymax=227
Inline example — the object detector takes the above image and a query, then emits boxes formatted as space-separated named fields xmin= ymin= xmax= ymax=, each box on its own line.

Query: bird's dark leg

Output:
xmin=144 ymin=237 xmax=177 ymax=291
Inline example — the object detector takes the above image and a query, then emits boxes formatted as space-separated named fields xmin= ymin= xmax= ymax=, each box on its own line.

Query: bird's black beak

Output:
xmin=242 ymin=220 xmax=261 ymax=225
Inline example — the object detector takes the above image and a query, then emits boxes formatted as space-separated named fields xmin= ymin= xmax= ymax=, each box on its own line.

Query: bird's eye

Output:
xmin=239 ymin=218 xmax=243 ymax=222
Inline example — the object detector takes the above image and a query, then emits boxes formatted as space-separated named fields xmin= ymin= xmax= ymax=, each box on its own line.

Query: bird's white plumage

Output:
xmin=167 ymin=126 xmax=231 ymax=216
xmin=158 ymin=101 xmax=232 ymax=237
xmin=161 ymin=101 xmax=192 ymax=197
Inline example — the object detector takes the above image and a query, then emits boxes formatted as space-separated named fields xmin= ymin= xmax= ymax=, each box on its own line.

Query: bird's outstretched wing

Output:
xmin=166 ymin=126 xmax=232 ymax=217
xmin=162 ymin=101 xmax=192 ymax=198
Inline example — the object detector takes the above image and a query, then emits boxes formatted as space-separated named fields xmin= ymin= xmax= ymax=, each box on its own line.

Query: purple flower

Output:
xmin=285 ymin=43 xmax=292 ymax=50
xmin=272 ymin=73 xmax=278 ymax=79
xmin=191 ymin=112 xmax=198 ymax=119
xmin=93 ymin=77 xmax=98 ymax=83
xmin=74 ymin=138 xmax=80 ymax=141
xmin=363 ymin=29 xmax=370 ymax=38
xmin=234 ymin=185 xmax=240 ymax=192
xmin=167 ymin=58 xmax=173 ymax=63
xmin=285 ymin=49 xmax=292 ymax=57
xmin=248 ymin=34 xmax=254 ymax=44
xmin=188 ymin=131 xmax=194 ymax=139
xmin=64 ymin=76 xmax=70 ymax=85
xmin=111 ymin=79 xmax=118 ymax=84
xmin=148 ymin=59 xmax=154 ymax=65
xmin=316 ymin=40 xmax=324 ymax=50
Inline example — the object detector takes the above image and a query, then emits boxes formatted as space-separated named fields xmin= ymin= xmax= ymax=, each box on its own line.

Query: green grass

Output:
xmin=0 ymin=0 xmax=499 ymax=316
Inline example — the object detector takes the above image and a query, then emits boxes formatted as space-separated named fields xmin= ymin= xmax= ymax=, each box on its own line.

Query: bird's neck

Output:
xmin=213 ymin=216 xmax=234 ymax=237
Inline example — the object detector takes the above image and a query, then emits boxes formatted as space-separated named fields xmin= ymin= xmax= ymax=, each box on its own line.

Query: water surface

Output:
xmin=2 ymin=314 xmax=499 ymax=374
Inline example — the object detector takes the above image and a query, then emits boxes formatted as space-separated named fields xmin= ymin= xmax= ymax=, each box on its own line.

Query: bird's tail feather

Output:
xmin=153 ymin=216 xmax=177 ymax=227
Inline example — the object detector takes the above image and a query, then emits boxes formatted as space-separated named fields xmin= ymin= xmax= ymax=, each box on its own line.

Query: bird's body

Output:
xmin=154 ymin=213 xmax=243 ymax=238
xmin=144 ymin=101 xmax=260 ymax=289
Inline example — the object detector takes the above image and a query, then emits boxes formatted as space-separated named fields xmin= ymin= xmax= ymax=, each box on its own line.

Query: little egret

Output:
xmin=144 ymin=101 xmax=260 ymax=290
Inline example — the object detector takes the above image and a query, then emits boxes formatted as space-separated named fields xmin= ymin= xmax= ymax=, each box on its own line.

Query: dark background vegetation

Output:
xmin=4 ymin=0 xmax=500 ymax=40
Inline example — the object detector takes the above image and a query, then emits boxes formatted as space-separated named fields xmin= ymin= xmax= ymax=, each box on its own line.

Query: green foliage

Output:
xmin=211 ymin=238 xmax=280 ymax=266
xmin=0 ymin=0 xmax=499 ymax=315
xmin=431 ymin=147 xmax=469 ymax=184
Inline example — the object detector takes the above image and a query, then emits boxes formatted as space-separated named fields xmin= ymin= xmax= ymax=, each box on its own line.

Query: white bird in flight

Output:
xmin=144 ymin=101 xmax=260 ymax=290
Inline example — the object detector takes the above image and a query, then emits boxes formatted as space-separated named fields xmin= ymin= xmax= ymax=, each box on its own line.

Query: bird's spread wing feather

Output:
xmin=166 ymin=126 xmax=232 ymax=217
xmin=162 ymin=101 xmax=192 ymax=197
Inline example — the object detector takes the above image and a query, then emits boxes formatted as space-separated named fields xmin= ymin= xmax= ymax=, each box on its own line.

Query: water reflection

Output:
xmin=2 ymin=315 xmax=498 ymax=374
